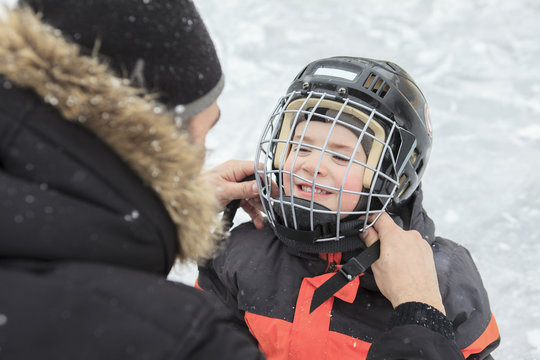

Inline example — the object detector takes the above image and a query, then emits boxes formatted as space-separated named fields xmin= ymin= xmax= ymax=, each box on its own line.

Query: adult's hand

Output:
xmin=361 ymin=213 xmax=445 ymax=314
xmin=203 ymin=160 xmax=269 ymax=229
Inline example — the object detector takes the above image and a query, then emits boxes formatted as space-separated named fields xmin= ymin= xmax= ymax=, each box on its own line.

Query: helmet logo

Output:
xmin=313 ymin=67 xmax=358 ymax=81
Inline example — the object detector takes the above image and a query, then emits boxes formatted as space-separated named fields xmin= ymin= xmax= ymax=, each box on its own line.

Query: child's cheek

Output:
xmin=341 ymin=173 xmax=363 ymax=212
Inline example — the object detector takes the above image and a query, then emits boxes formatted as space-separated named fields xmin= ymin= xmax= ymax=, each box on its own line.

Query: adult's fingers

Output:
xmin=372 ymin=212 xmax=399 ymax=238
xmin=222 ymin=179 xmax=259 ymax=202
xmin=360 ymin=227 xmax=379 ymax=247
xmin=204 ymin=160 xmax=261 ymax=207
xmin=228 ymin=160 xmax=259 ymax=182
xmin=240 ymin=200 xmax=265 ymax=230
xmin=217 ymin=161 xmax=265 ymax=200
xmin=245 ymin=197 xmax=264 ymax=213
xmin=205 ymin=160 xmax=257 ymax=182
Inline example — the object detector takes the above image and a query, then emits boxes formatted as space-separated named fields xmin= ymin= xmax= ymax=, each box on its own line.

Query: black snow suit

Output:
xmin=198 ymin=188 xmax=500 ymax=360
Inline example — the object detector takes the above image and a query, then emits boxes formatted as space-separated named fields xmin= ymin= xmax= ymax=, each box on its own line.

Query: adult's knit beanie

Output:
xmin=21 ymin=0 xmax=224 ymax=121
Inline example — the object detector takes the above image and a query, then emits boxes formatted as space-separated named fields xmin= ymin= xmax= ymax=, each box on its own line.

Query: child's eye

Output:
xmin=332 ymin=154 xmax=350 ymax=163
xmin=292 ymin=145 xmax=311 ymax=154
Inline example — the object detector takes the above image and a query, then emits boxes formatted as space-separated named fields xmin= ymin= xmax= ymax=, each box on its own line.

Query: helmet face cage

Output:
xmin=255 ymin=90 xmax=410 ymax=242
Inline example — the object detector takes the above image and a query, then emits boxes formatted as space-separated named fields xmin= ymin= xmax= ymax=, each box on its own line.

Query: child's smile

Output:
xmin=297 ymin=183 xmax=332 ymax=196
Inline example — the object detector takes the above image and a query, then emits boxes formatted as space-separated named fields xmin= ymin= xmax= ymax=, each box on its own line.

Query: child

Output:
xmin=198 ymin=57 xmax=500 ymax=359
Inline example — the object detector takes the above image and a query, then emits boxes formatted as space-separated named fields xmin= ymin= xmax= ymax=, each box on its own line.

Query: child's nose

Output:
xmin=300 ymin=151 xmax=328 ymax=176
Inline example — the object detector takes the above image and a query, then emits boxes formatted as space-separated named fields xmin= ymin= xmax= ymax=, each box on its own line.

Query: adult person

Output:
xmin=0 ymin=0 xmax=262 ymax=359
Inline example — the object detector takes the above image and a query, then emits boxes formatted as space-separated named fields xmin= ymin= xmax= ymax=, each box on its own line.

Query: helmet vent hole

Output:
xmin=409 ymin=149 xmax=418 ymax=165
xmin=363 ymin=73 xmax=389 ymax=98
xmin=415 ymin=159 xmax=425 ymax=173
xmin=398 ymin=182 xmax=410 ymax=198
xmin=379 ymin=84 xmax=390 ymax=98
xmin=398 ymin=175 xmax=410 ymax=197
xmin=372 ymin=79 xmax=384 ymax=93
xmin=363 ymin=74 xmax=376 ymax=89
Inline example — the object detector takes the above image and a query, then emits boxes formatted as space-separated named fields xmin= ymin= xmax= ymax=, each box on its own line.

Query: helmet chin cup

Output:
xmin=271 ymin=196 xmax=337 ymax=233
xmin=266 ymin=196 xmax=372 ymax=253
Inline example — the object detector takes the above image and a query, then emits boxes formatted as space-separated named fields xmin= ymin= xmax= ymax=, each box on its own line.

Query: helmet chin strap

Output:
xmin=310 ymin=240 xmax=381 ymax=313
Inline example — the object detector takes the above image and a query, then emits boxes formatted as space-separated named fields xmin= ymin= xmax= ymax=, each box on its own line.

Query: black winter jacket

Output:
xmin=198 ymin=189 xmax=500 ymax=360
xmin=0 ymin=8 xmax=262 ymax=360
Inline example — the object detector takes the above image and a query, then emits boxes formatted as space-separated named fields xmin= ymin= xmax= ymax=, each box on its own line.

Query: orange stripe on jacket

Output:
xmin=245 ymin=312 xmax=292 ymax=360
xmin=289 ymin=278 xmax=335 ymax=359
xmin=461 ymin=314 xmax=500 ymax=358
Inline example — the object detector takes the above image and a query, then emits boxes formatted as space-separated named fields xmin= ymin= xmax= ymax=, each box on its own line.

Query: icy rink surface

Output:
xmin=2 ymin=0 xmax=538 ymax=358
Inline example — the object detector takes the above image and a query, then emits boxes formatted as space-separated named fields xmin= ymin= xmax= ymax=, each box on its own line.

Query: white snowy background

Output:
xmin=179 ymin=1 xmax=540 ymax=359
xmin=2 ymin=0 xmax=539 ymax=359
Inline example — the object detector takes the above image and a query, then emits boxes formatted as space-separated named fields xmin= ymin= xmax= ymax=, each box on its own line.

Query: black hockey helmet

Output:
xmin=255 ymin=56 xmax=432 ymax=253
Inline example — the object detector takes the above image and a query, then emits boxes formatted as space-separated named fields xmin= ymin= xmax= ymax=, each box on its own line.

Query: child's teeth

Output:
xmin=301 ymin=185 xmax=328 ymax=194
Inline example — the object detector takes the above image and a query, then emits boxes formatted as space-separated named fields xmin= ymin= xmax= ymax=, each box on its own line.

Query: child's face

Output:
xmin=282 ymin=121 xmax=367 ymax=215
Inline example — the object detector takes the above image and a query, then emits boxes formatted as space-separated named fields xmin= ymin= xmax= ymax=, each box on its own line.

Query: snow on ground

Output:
xmin=2 ymin=0 xmax=538 ymax=358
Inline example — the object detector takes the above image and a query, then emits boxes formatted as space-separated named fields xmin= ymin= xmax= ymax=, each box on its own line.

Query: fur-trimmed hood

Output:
xmin=0 ymin=7 xmax=223 ymax=272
